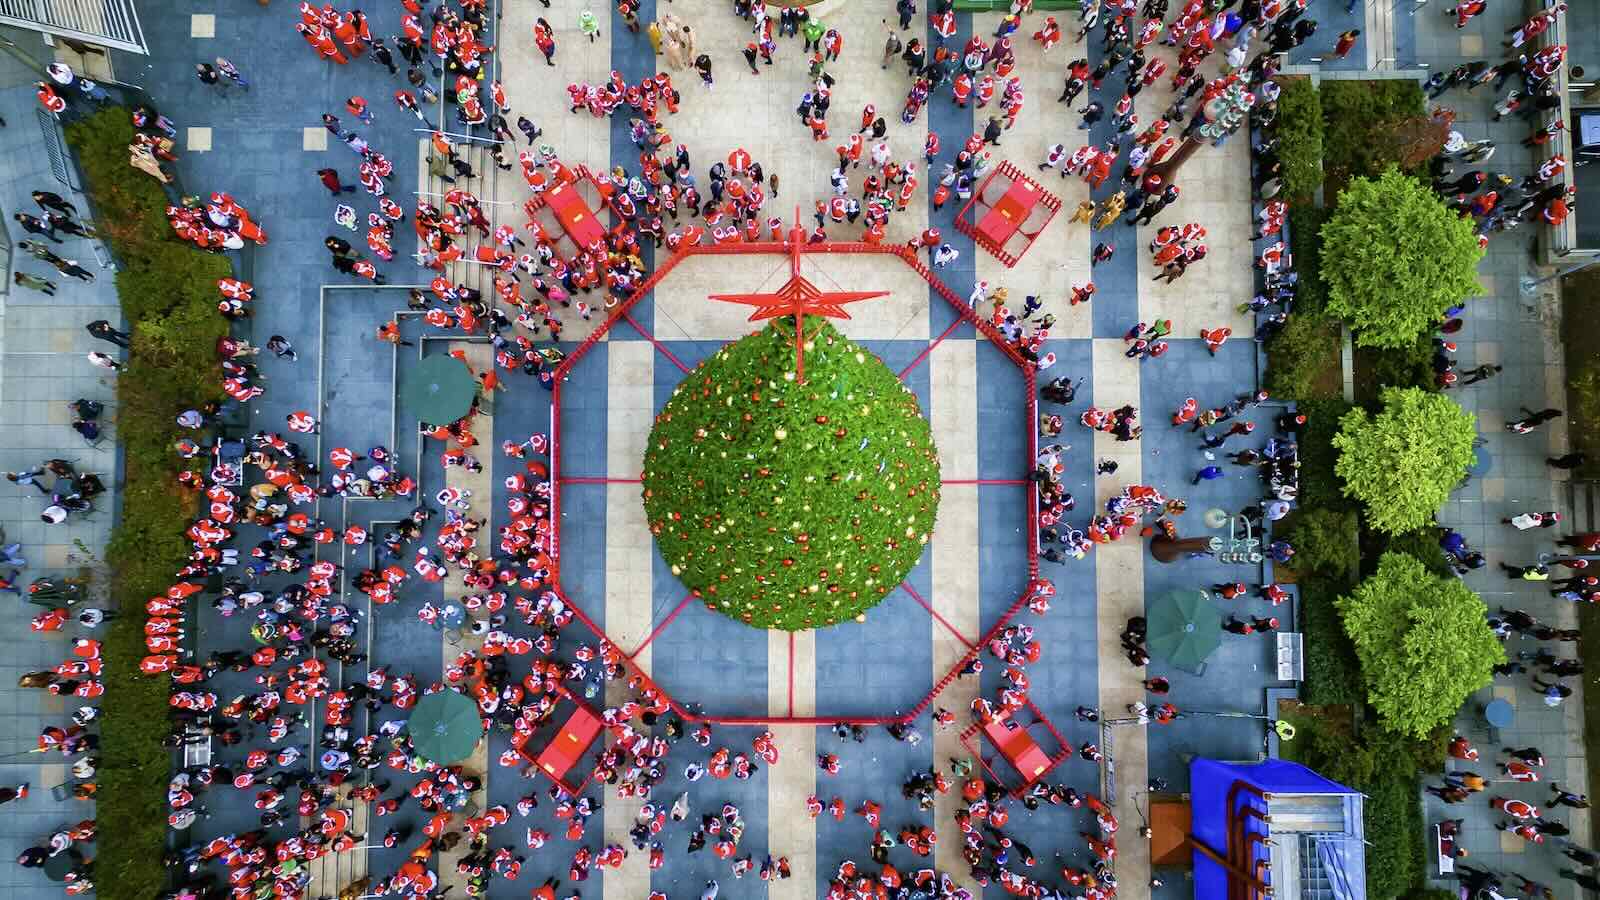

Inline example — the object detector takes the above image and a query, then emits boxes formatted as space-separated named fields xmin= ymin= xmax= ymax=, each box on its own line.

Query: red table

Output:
xmin=983 ymin=716 xmax=1052 ymax=785
xmin=535 ymin=705 xmax=603 ymax=782
xmin=545 ymin=181 xmax=606 ymax=248
xmin=975 ymin=178 xmax=1040 ymax=247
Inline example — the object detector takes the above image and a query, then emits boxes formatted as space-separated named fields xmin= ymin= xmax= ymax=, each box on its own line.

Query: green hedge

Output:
xmin=1354 ymin=333 xmax=1438 ymax=407
xmin=65 ymin=106 xmax=232 ymax=900
xmin=1268 ymin=84 xmax=1445 ymax=899
xmin=1275 ymin=77 xmax=1324 ymax=206
xmin=1264 ymin=208 xmax=1338 ymax=402
xmin=1321 ymin=80 xmax=1428 ymax=185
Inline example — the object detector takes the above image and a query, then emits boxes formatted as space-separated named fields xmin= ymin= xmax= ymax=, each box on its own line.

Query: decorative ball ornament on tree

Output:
xmin=641 ymin=317 xmax=941 ymax=631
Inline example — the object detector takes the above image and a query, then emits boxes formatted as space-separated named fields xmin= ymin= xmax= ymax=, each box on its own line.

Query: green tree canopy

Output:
xmin=1332 ymin=387 xmax=1476 ymax=535
xmin=1321 ymin=168 xmax=1483 ymax=348
xmin=1336 ymin=553 xmax=1503 ymax=738
xmin=642 ymin=317 xmax=940 ymax=630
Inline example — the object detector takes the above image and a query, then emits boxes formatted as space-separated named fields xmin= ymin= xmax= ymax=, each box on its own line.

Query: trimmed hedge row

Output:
xmin=1266 ymin=81 xmax=1450 ymax=900
xmin=64 ymin=107 xmax=233 ymax=900
xmin=1274 ymin=77 xmax=1324 ymax=206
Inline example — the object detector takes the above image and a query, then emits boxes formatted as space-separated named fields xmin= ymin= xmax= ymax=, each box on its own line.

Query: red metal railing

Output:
xmin=541 ymin=235 xmax=1046 ymax=725
xmin=951 ymin=160 xmax=1064 ymax=269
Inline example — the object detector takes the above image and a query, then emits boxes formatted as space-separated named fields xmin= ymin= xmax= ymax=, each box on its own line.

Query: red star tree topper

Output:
xmin=708 ymin=211 xmax=889 ymax=381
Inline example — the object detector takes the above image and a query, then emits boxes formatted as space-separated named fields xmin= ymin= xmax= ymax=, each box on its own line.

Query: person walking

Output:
xmin=370 ymin=38 xmax=398 ymax=74
xmin=579 ymin=9 xmax=601 ymax=42
xmin=32 ymin=191 xmax=76 ymax=218
xmin=1193 ymin=465 xmax=1223 ymax=485
xmin=54 ymin=258 xmax=94 ymax=282
xmin=86 ymin=351 xmax=121 ymax=372
xmin=0 ymin=784 xmax=27 ymax=806
xmin=214 ymin=56 xmax=249 ymax=89
xmin=1503 ymin=511 xmax=1560 ymax=530
xmin=85 ymin=320 xmax=130 ymax=348
xmin=318 ymin=168 xmax=357 ymax=195
xmin=12 ymin=272 xmax=56 ymax=295
xmin=1507 ymin=407 xmax=1562 ymax=434
xmin=1547 ymin=453 xmax=1587 ymax=470
xmin=195 ymin=62 xmax=223 ymax=89
xmin=1500 ymin=562 xmax=1550 ymax=581
xmin=1332 ymin=29 xmax=1360 ymax=59
xmin=266 ymin=335 xmax=297 ymax=360
xmin=45 ymin=212 xmax=93 ymax=240
xmin=1550 ymin=785 xmax=1589 ymax=809
xmin=14 ymin=212 xmax=60 ymax=242
xmin=6 ymin=468 xmax=52 ymax=494
xmin=534 ymin=18 xmax=557 ymax=65
xmin=1459 ymin=363 xmax=1502 ymax=385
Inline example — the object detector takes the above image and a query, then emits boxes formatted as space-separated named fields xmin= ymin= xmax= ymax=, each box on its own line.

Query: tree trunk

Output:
xmin=1148 ymin=136 xmax=1204 ymax=185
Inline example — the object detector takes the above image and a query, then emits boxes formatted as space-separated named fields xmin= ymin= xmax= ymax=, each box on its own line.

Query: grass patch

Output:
xmin=64 ymin=106 xmax=233 ymax=900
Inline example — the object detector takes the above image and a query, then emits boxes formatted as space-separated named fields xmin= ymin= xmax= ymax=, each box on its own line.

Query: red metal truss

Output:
xmin=543 ymin=236 xmax=1046 ymax=726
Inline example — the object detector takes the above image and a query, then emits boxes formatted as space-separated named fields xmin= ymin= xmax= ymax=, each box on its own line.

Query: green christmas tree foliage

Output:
xmin=642 ymin=317 xmax=941 ymax=630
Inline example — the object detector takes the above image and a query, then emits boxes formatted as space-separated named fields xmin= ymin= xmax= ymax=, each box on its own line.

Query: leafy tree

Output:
xmin=1336 ymin=553 xmax=1503 ymax=739
xmin=643 ymin=318 xmax=940 ymax=630
xmin=1321 ymin=168 xmax=1483 ymax=348
xmin=1333 ymin=387 xmax=1476 ymax=535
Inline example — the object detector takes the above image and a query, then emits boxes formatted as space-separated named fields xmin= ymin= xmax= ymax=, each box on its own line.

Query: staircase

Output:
xmin=1566 ymin=481 xmax=1600 ymax=533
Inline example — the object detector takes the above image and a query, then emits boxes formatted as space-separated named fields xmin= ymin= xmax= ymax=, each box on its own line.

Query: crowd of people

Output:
xmin=7 ymin=0 xmax=1589 ymax=895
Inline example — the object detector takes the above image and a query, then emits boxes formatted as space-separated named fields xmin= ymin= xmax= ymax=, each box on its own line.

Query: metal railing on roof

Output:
xmin=0 ymin=0 xmax=146 ymax=54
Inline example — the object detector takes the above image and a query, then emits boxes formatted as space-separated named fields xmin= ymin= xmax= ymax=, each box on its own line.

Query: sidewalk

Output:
xmin=0 ymin=25 xmax=121 ymax=896
xmin=1400 ymin=1 xmax=1590 ymax=896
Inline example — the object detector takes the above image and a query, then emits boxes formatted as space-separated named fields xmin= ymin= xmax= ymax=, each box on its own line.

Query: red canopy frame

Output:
xmin=953 ymin=160 xmax=1063 ymax=268
xmin=511 ymin=679 xmax=604 ymax=797
xmin=957 ymin=698 xmax=1075 ymax=797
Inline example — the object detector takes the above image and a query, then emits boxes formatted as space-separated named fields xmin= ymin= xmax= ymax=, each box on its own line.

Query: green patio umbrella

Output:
xmin=401 ymin=354 xmax=478 ymax=425
xmin=406 ymin=689 xmax=483 ymax=764
xmin=1147 ymin=589 xmax=1222 ymax=670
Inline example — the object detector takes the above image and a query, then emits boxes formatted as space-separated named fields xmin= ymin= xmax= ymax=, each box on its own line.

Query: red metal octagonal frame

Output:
xmin=542 ymin=237 xmax=1046 ymax=728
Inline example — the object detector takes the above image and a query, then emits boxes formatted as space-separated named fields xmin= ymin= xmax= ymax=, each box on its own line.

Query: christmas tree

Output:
xmin=642 ymin=317 xmax=941 ymax=630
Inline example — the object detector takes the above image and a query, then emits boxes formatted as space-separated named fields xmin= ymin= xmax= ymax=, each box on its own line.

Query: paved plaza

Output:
xmin=0 ymin=0 xmax=1589 ymax=897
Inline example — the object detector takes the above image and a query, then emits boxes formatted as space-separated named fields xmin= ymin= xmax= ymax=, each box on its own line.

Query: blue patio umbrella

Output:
xmin=1483 ymin=698 xmax=1514 ymax=729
